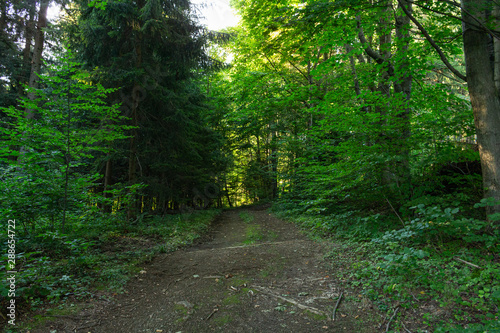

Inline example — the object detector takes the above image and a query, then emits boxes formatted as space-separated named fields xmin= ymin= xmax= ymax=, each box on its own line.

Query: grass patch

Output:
xmin=214 ymin=314 xmax=233 ymax=326
xmin=222 ymin=294 xmax=241 ymax=306
xmin=239 ymin=211 xmax=254 ymax=224
xmin=242 ymin=225 xmax=278 ymax=245
xmin=243 ymin=224 xmax=264 ymax=244
xmin=303 ymin=310 xmax=328 ymax=321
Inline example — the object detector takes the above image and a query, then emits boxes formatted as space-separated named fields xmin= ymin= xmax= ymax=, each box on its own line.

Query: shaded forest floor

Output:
xmin=24 ymin=206 xmax=390 ymax=333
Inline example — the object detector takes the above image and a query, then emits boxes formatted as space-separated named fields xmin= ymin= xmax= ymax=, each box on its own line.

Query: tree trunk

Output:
xmin=103 ymin=152 xmax=112 ymax=213
xmin=26 ymin=0 xmax=49 ymax=119
xmin=394 ymin=0 xmax=412 ymax=196
xmin=270 ymin=128 xmax=278 ymax=199
xmin=127 ymin=102 xmax=138 ymax=220
xmin=377 ymin=0 xmax=393 ymax=187
xmin=0 ymin=1 xmax=6 ymax=31
xmin=127 ymin=0 xmax=144 ymax=221
xmin=494 ymin=4 xmax=500 ymax=91
xmin=18 ymin=3 xmax=36 ymax=98
xmin=462 ymin=0 xmax=500 ymax=219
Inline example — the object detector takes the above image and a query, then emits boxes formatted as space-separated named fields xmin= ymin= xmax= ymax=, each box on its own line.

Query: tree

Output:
xmin=461 ymin=0 xmax=500 ymax=219
xmin=0 ymin=52 xmax=128 ymax=233
xmin=68 ymin=0 xmax=226 ymax=216
xmin=396 ymin=0 xmax=500 ymax=220
xmin=223 ymin=0 xmax=478 ymax=215
xmin=26 ymin=0 xmax=50 ymax=119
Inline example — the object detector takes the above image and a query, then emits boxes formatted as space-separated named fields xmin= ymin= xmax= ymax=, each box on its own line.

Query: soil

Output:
xmin=28 ymin=206 xmax=383 ymax=333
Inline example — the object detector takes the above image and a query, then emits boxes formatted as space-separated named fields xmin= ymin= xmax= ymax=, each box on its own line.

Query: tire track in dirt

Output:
xmin=33 ymin=207 xmax=381 ymax=333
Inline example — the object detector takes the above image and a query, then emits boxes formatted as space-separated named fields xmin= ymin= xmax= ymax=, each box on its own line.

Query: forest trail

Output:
xmin=33 ymin=207 xmax=380 ymax=333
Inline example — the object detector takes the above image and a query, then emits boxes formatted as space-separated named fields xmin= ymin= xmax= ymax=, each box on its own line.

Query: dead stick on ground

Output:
xmin=385 ymin=197 xmax=405 ymax=227
xmin=332 ymin=292 xmax=343 ymax=321
xmin=205 ymin=307 xmax=218 ymax=321
xmin=76 ymin=319 xmax=102 ymax=331
xmin=386 ymin=307 xmax=399 ymax=333
xmin=253 ymin=286 xmax=328 ymax=318
xmin=402 ymin=321 xmax=413 ymax=333
xmin=453 ymin=257 xmax=482 ymax=269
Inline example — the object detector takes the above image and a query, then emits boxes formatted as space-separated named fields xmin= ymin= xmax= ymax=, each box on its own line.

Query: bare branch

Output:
xmin=454 ymin=257 xmax=482 ymax=269
xmin=332 ymin=292 xmax=343 ymax=321
xmin=411 ymin=0 xmax=500 ymax=38
xmin=431 ymin=68 xmax=464 ymax=83
xmin=397 ymin=0 xmax=467 ymax=82
xmin=410 ymin=0 xmax=463 ymax=22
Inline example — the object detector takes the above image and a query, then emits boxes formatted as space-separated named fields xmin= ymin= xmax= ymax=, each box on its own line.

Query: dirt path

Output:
xmin=33 ymin=207 xmax=380 ymax=332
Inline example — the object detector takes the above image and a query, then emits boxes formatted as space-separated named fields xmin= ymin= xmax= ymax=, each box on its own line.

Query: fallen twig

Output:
xmin=76 ymin=319 xmax=102 ymax=331
xmin=332 ymin=292 xmax=343 ymax=321
xmin=454 ymin=257 xmax=481 ymax=269
xmin=50 ymin=314 xmax=91 ymax=320
xmin=402 ymin=321 xmax=413 ymax=333
xmin=253 ymin=286 xmax=328 ymax=318
xmin=386 ymin=307 xmax=399 ymax=333
xmin=378 ymin=314 xmax=387 ymax=329
xmin=203 ymin=275 xmax=224 ymax=279
xmin=188 ymin=240 xmax=310 ymax=254
xmin=385 ymin=197 xmax=405 ymax=227
xmin=205 ymin=307 xmax=219 ymax=321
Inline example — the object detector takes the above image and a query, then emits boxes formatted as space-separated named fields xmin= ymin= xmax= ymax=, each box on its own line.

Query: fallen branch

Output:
xmin=205 ymin=307 xmax=219 ymax=321
xmin=386 ymin=307 xmax=399 ymax=333
xmin=332 ymin=292 xmax=343 ymax=321
xmin=208 ymin=240 xmax=308 ymax=251
xmin=385 ymin=197 xmax=405 ymax=227
xmin=253 ymin=286 xmax=329 ymax=318
xmin=454 ymin=257 xmax=482 ymax=269
xmin=203 ymin=275 xmax=224 ymax=279
xmin=76 ymin=319 xmax=102 ymax=331
xmin=402 ymin=321 xmax=413 ymax=333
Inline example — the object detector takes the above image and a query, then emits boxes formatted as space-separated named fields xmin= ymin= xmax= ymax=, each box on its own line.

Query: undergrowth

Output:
xmin=273 ymin=198 xmax=500 ymax=332
xmin=0 ymin=209 xmax=220 ymax=330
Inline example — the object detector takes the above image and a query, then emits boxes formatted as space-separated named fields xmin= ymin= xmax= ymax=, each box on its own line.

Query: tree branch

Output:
xmin=431 ymin=68 xmax=464 ymax=83
xmin=409 ymin=0 xmax=463 ymax=21
xmin=356 ymin=16 xmax=385 ymax=64
xmin=397 ymin=0 xmax=467 ymax=82
xmin=410 ymin=0 xmax=500 ymax=39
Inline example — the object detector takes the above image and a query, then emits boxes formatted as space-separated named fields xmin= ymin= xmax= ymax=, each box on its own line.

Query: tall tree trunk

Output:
xmin=127 ymin=100 xmax=138 ymax=220
xmin=25 ymin=0 xmax=49 ymax=119
xmin=270 ymin=128 xmax=278 ymax=199
xmin=494 ymin=4 xmax=500 ymax=91
xmin=0 ymin=1 xmax=6 ymax=31
xmin=394 ymin=0 xmax=412 ymax=196
xmin=127 ymin=0 xmax=144 ymax=221
xmin=18 ymin=2 xmax=36 ymax=98
xmin=377 ymin=0 xmax=393 ymax=187
xmin=462 ymin=0 xmax=500 ymax=219
xmin=103 ymin=152 xmax=112 ymax=213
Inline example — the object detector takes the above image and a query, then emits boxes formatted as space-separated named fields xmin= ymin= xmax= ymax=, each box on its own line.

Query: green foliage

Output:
xmin=71 ymin=0 xmax=227 ymax=213
xmin=288 ymin=199 xmax=500 ymax=330
xmin=0 ymin=209 xmax=219 ymax=311
xmin=374 ymin=203 xmax=500 ymax=251
xmin=239 ymin=211 xmax=254 ymax=224
xmin=243 ymin=225 xmax=264 ymax=244
xmin=223 ymin=2 xmax=495 ymax=327
xmin=0 ymin=51 xmax=129 ymax=233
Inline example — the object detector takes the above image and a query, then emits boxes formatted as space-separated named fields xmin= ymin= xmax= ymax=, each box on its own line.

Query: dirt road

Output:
xmin=33 ymin=206 xmax=380 ymax=332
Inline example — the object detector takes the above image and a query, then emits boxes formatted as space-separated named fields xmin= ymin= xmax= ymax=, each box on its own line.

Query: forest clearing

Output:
xmin=1 ymin=0 xmax=500 ymax=332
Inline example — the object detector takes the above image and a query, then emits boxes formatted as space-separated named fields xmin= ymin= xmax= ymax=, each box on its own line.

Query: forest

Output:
xmin=0 ymin=0 xmax=499 ymax=331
